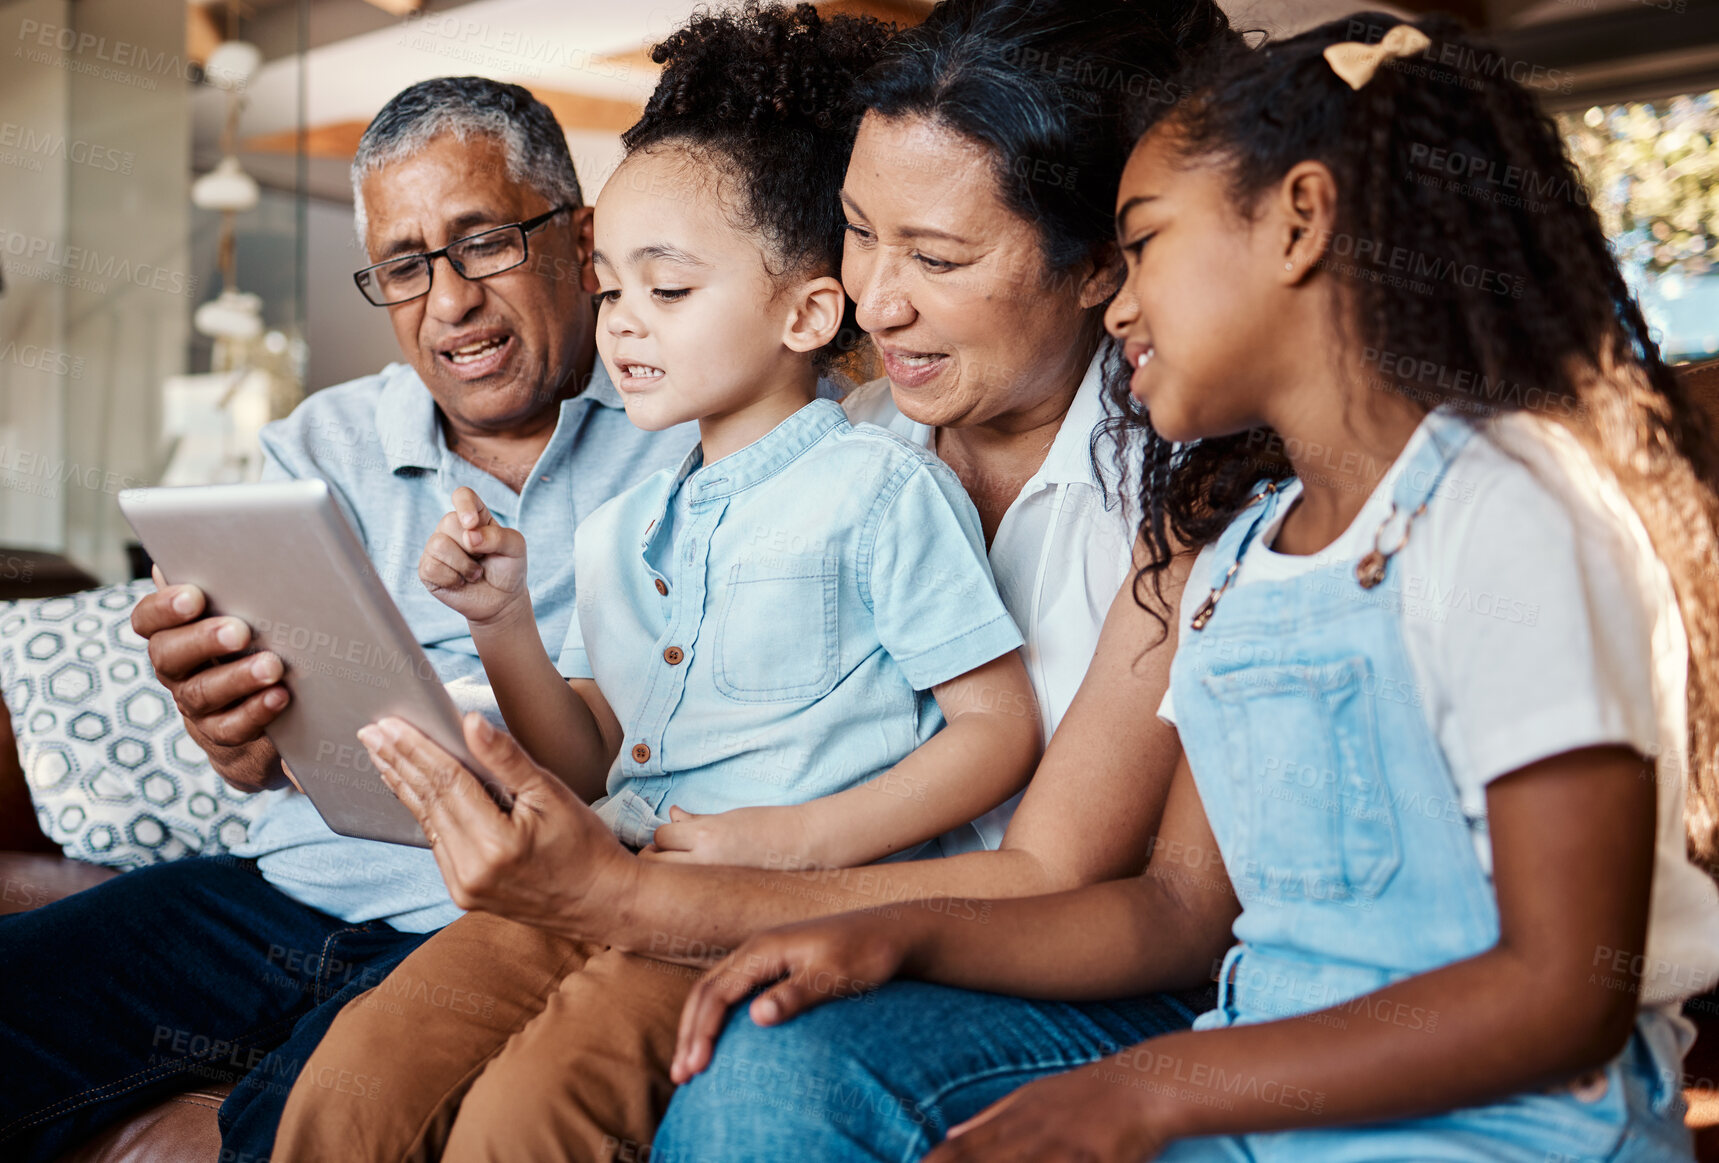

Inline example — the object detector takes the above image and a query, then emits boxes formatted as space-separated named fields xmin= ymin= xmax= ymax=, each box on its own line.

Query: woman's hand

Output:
xmin=419 ymin=486 xmax=530 ymax=627
xmin=355 ymin=711 xmax=636 ymax=935
xmin=925 ymin=1060 xmax=1169 ymax=1163
xmin=671 ymin=908 xmax=927 ymax=1083
xmin=647 ymin=804 xmax=816 ymax=868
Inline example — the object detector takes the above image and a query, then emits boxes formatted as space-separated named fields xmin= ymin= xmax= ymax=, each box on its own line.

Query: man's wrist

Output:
xmin=209 ymin=736 xmax=287 ymax=792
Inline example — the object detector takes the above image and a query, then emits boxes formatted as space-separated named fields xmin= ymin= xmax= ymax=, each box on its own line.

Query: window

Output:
xmin=1560 ymin=89 xmax=1719 ymax=362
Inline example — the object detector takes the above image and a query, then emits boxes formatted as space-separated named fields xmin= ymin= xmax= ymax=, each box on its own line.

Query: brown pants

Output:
xmin=273 ymin=911 xmax=698 ymax=1163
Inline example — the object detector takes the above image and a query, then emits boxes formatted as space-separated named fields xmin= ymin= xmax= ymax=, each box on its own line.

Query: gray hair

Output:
xmin=351 ymin=76 xmax=583 ymax=249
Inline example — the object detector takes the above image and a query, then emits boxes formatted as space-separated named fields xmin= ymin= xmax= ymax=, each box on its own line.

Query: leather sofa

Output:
xmin=4 ymin=360 xmax=1719 ymax=1162
xmin=0 ymin=646 xmax=235 ymax=1162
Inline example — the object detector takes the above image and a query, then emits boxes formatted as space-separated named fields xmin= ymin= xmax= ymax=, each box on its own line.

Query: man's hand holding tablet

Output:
xmin=121 ymin=480 xmax=512 ymax=847
xmin=132 ymin=569 xmax=293 ymax=795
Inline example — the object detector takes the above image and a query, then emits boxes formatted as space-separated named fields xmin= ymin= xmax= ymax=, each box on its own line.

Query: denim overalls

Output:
xmin=1158 ymin=410 xmax=1691 ymax=1162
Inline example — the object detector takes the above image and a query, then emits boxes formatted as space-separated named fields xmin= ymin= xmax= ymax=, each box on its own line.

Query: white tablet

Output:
xmin=119 ymin=479 xmax=509 ymax=847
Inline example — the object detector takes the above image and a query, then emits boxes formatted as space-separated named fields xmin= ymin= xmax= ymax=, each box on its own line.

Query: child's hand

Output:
xmin=647 ymin=804 xmax=814 ymax=868
xmin=419 ymin=487 xmax=530 ymax=628
xmin=672 ymin=908 xmax=920 ymax=1084
xmin=921 ymin=1061 xmax=1172 ymax=1163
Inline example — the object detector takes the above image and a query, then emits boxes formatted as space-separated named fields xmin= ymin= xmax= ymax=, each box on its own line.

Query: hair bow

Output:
xmin=1322 ymin=24 xmax=1432 ymax=90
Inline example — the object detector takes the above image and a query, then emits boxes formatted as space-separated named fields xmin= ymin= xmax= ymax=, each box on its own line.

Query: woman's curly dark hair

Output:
xmin=1122 ymin=13 xmax=1719 ymax=869
xmin=621 ymin=2 xmax=893 ymax=370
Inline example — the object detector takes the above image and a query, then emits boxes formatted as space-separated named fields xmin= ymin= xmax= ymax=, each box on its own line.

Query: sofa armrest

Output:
xmin=0 ymin=852 xmax=118 ymax=913
xmin=0 ymin=696 xmax=58 ymax=855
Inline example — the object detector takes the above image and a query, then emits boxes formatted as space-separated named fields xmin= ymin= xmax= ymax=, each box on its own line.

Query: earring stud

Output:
xmin=1285 ymin=262 xmax=1294 ymax=271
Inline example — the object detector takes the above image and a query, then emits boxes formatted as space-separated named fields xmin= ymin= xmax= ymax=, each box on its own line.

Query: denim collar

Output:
xmin=670 ymin=398 xmax=849 ymax=508
xmin=636 ymin=399 xmax=848 ymax=551
xmin=376 ymin=358 xmax=625 ymax=475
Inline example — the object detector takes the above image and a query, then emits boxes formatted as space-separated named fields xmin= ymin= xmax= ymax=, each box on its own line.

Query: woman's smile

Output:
xmin=877 ymin=345 xmax=950 ymax=389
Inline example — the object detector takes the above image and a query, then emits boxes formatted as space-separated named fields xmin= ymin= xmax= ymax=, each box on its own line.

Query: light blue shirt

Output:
xmin=235 ymin=360 xmax=696 ymax=931
xmin=557 ymin=398 xmax=1025 ymax=849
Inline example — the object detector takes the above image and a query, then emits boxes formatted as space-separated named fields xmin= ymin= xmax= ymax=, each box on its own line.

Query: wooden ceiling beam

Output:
xmin=241 ymin=88 xmax=644 ymax=161
xmin=526 ymin=89 xmax=645 ymax=135
xmin=359 ymin=0 xmax=427 ymax=15
xmin=186 ymin=2 xmax=223 ymax=66
xmin=242 ymin=120 xmax=368 ymax=160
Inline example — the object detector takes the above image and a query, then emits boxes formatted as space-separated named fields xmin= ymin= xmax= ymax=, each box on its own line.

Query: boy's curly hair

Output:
xmin=622 ymin=2 xmax=894 ymax=370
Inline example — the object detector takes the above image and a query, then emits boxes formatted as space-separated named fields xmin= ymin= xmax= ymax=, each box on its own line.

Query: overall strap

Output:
xmin=1391 ymin=406 xmax=1478 ymax=512
xmin=1190 ymin=481 xmax=1287 ymax=631
xmin=1354 ymin=407 xmax=1479 ymax=590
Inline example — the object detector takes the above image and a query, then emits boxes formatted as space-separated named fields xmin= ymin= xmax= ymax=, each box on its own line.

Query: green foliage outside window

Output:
xmin=1559 ymin=90 xmax=1719 ymax=275
xmin=1559 ymin=90 xmax=1719 ymax=360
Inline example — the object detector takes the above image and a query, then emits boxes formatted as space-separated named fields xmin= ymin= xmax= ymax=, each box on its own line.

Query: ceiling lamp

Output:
xmin=191 ymin=155 xmax=259 ymax=212
xmin=194 ymin=289 xmax=264 ymax=341
xmin=203 ymin=38 xmax=261 ymax=91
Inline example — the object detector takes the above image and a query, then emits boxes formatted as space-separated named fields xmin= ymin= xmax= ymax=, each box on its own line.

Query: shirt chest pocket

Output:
xmin=1201 ymin=656 xmax=1402 ymax=904
xmin=712 ymin=559 xmax=840 ymax=703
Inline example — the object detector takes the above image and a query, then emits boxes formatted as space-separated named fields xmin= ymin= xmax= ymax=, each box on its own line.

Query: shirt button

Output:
xmin=631 ymin=743 xmax=651 ymax=764
xmin=663 ymin=646 xmax=684 ymax=665
xmin=654 ymin=579 xmax=668 ymax=596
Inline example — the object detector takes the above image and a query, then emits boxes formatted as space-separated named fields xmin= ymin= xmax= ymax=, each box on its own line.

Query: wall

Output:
xmin=304 ymin=193 xmax=403 ymax=392
xmin=0 ymin=0 xmax=72 ymax=554
xmin=0 ymin=0 xmax=191 ymax=580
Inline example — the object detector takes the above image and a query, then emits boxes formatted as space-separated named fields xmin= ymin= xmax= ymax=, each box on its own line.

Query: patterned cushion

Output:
xmin=0 ymin=582 xmax=267 ymax=867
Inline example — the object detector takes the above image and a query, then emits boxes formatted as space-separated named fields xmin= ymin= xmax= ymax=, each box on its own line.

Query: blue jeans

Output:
xmin=654 ymin=981 xmax=1202 ymax=1161
xmin=0 ymin=855 xmax=431 ymax=1162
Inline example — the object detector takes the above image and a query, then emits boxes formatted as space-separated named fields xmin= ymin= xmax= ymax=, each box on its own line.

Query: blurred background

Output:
xmin=0 ymin=0 xmax=1716 ymax=583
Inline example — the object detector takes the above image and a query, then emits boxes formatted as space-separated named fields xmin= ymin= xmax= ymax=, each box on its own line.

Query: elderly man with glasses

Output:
xmin=0 ymin=77 xmax=694 ymax=1163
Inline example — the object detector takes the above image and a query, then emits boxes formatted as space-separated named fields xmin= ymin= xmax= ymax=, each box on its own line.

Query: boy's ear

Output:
xmin=780 ymin=275 xmax=846 ymax=356
xmin=1276 ymin=160 xmax=1339 ymax=284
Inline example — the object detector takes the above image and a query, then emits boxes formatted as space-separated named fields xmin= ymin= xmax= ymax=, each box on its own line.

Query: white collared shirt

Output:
xmin=844 ymin=348 xmax=1137 ymax=852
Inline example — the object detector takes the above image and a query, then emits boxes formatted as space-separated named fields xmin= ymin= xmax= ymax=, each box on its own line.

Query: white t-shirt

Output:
xmin=1160 ymin=411 xmax=1719 ymax=1010
xmin=846 ymin=350 xmax=1137 ymax=851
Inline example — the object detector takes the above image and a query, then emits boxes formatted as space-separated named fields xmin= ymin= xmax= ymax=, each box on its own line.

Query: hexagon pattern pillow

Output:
xmin=0 ymin=582 xmax=266 ymax=867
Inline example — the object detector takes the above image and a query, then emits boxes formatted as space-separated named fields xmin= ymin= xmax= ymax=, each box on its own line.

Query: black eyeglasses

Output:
xmin=353 ymin=204 xmax=572 ymax=306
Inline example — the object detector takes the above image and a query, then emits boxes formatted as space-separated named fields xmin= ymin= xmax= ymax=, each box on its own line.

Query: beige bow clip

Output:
xmin=1322 ymin=24 xmax=1432 ymax=90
